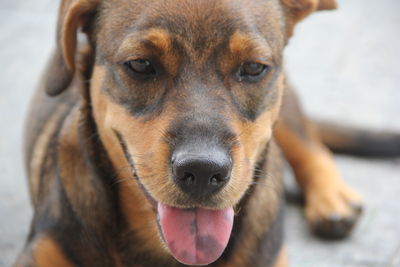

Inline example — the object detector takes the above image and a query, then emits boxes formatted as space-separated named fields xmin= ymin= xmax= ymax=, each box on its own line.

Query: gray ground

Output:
xmin=0 ymin=0 xmax=399 ymax=266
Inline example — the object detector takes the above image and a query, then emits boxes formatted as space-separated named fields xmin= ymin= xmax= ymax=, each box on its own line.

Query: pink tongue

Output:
xmin=158 ymin=203 xmax=234 ymax=266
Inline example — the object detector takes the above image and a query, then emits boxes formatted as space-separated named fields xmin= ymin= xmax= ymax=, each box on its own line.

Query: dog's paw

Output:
xmin=305 ymin=183 xmax=363 ymax=239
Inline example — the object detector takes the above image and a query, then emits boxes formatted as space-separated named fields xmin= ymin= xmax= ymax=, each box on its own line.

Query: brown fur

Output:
xmin=16 ymin=0 xmax=363 ymax=266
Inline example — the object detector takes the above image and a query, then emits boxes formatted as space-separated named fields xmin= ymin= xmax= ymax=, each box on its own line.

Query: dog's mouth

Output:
xmin=136 ymin=174 xmax=234 ymax=266
xmin=115 ymin=131 xmax=234 ymax=265
xmin=136 ymin=175 xmax=234 ymax=266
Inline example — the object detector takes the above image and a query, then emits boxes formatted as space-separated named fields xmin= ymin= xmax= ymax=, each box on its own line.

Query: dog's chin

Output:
xmin=134 ymin=175 xmax=235 ymax=266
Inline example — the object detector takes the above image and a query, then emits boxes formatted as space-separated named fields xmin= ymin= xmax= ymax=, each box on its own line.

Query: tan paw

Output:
xmin=305 ymin=183 xmax=363 ymax=239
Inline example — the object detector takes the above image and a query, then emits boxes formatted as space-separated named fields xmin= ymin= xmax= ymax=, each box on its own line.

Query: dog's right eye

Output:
xmin=124 ymin=59 xmax=157 ymax=79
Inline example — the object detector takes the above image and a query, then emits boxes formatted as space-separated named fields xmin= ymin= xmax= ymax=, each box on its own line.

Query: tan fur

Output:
xmin=34 ymin=236 xmax=75 ymax=267
xmin=273 ymin=247 xmax=288 ymax=267
xmin=58 ymin=105 xmax=98 ymax=224
xmin=228 ymin=32 xmax=273 ymax=62
xmin=29 ymin=104 xmax=69 ymax=206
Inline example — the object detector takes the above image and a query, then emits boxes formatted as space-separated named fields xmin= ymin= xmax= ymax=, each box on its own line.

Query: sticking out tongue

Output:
xmin=157 ymin=203 xmax=234 ymax=266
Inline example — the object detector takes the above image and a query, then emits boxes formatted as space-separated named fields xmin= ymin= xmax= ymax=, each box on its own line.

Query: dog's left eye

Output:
xmin=237 ymin=62 xmax=270 ymax=82
xmin=124 ymin=59 xmax=157 ymax=79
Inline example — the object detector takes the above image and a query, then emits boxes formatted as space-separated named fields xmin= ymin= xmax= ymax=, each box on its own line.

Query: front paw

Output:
xmin=305 ymin=183 xmax=363 ymax=239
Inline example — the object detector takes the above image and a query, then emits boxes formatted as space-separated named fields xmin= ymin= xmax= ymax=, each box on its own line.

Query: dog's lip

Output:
xmin=132 ymin=171 xmax=158 ymax=209
xmin=113 ymin=130 xmax=158 ymax=209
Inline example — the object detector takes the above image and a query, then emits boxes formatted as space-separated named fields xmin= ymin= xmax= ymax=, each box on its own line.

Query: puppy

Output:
xmin=16 ymin=0 xmax=373 ymax=266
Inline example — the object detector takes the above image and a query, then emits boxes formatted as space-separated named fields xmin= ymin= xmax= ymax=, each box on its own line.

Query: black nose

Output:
xmin=172 ymin=149 xmax=232 ymax=199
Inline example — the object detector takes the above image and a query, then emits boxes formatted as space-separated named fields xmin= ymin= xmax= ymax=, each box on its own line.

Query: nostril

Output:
xmin=209 ymin=174 xmax=225 ymax=186
xmin=180 ymin=172 xmax=195 ymax=186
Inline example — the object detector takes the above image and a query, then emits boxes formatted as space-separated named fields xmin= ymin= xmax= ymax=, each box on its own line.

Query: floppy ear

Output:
xmin=45 ymin=0 xmax=99 ymax=96
xmin=282 ymin=0 xmax=337 ymax=37
xmin=316 ymin=0 xmax=337 ymax=11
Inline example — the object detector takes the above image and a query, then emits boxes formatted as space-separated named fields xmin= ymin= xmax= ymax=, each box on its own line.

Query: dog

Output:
xmin=17 ymin=0 xmax=394 ymax=266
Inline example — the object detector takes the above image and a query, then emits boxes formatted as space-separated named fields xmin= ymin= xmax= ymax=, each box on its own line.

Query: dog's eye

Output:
xmin=237 ymin=62 xmax=270 ymax=82
xmin=124 ymin=59 xmax=156 ymax=79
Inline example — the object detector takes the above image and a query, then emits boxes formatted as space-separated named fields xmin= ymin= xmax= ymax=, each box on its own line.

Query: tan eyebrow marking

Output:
xmin=142 ymin=28 xmax=172 ymax=52
xmin=117 ymin=28 xmax=172 ymax=60
xmin=229 ymin=31 xmax=271 ymax=61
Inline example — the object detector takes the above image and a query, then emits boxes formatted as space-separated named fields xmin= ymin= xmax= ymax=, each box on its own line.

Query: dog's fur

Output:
xmin=15 ymin=0 xmax=369 ymax=266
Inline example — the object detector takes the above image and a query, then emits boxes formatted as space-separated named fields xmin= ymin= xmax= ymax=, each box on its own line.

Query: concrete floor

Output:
xmin=0 ymin=0 xmax=399 ymax=266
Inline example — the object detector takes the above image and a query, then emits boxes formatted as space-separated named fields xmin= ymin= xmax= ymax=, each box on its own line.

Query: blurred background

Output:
xmin=0 ymin=0 xmax=399 ymax=266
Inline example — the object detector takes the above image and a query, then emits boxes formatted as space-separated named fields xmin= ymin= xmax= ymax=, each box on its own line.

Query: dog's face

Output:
xmin=51 ymin=0 xmax=335 ymax=264
xmin=93 ymin=0 xmax=286 ymax=209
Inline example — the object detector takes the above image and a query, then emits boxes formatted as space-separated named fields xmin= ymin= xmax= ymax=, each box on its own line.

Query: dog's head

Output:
xmin=48 ymin=0 xmax=336 ymax=265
